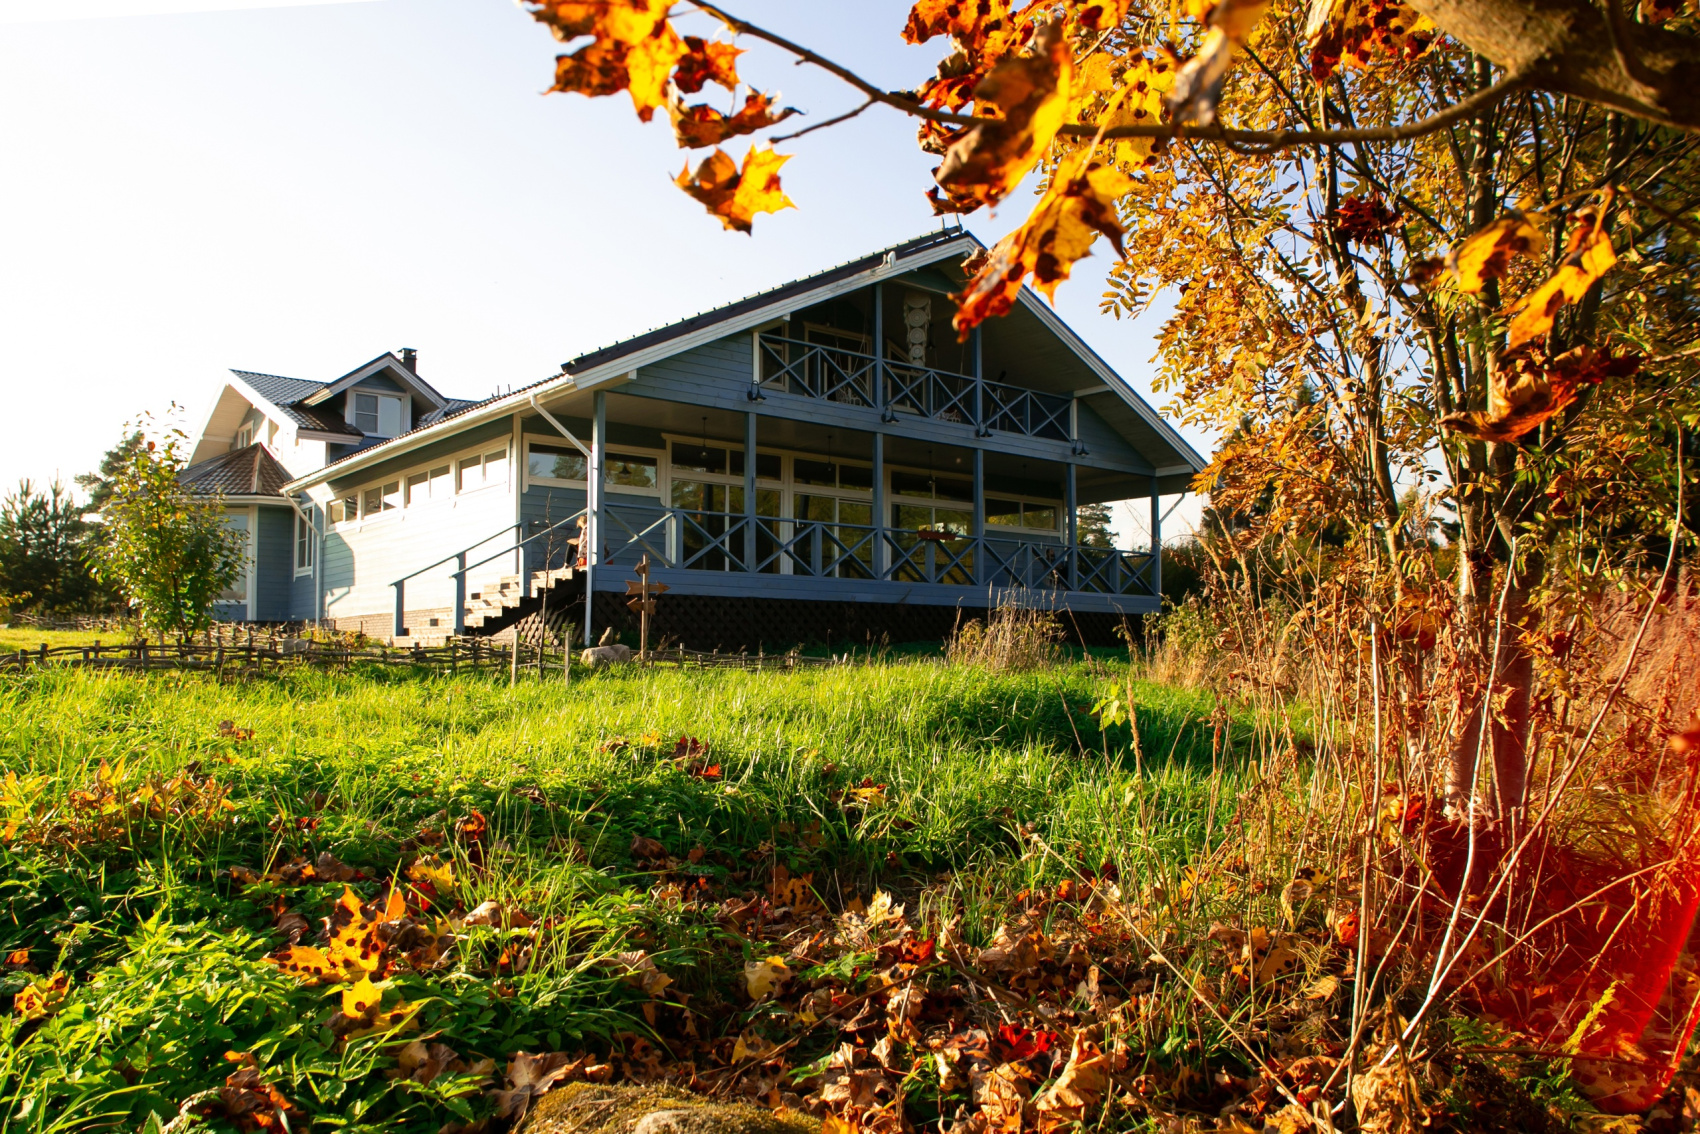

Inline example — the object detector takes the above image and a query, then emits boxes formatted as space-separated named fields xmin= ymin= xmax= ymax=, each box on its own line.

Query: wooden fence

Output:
xmin=0 ymin=637 xmax=837 ymax=677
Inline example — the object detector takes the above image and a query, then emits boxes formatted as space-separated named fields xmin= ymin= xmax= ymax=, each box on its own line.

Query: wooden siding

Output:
xmin=625 ymin=335 xmax=1158 ymax=476
xmin=322 ymin=479 xmax=518 ymax=621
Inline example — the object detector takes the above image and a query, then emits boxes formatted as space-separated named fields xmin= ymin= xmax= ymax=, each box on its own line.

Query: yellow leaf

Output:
xmin=1506 ymin=213 xmax=1616 ymax=349
xmin=932 ymin=21 xmax=1072 ymax=215
xmin=1166 ymin=0 xmax=1269 ymax=126
xmin=954 ymin=150 xmax=1134 ymax=334
xmin=744 ymin=955 xmax=791 ymax=1000
xmin=675 ymin=146 xmax=796 ymax=233
xmin=404 ymin=855 xmax=455 ymax=895
xmin=341 ymin=976 xmax=381 ymax=1019
xmin=1306 ymin=0 xmax=1436 ymax=82
xmin=1448 ymin=212 xmax=1544 ymax=294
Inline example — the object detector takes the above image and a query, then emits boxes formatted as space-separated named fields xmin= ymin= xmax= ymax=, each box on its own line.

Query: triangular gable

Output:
xmin=302 ymin=352 xmax=448 ymax=410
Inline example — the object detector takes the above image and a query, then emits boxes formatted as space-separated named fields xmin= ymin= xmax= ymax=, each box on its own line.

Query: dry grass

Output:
xmin=945 ymin=599 xmax=1063 ymax=671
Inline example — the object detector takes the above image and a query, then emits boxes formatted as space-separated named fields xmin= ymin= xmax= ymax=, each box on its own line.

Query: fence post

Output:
xmin=38 ymin=643 xmax=47 ymax=668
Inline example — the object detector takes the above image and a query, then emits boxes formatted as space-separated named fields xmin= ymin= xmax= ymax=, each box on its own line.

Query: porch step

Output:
xmin=461 ymin=566 xmax=578 ymax=632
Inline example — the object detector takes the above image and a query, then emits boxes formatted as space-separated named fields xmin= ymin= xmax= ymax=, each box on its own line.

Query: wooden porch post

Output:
xmin=1150 ymin=474 xmax=1163 ymax=600
xmin=744 ymin=410 xmax=757 ymax=571
xmin=872 ymin=431 xmax=887 ymax=579
xmin=972 ymin=325 xmax=986 ymax=436
xmin=1065 ymin=463 xmax=1079 ymax=590
xmin=872 ymin=281 xmax=885 ymax=417
xmin=584 ymin=390 xmax=606 ymax=646
xmin=972 ymin=447 xmax=985 ymax=586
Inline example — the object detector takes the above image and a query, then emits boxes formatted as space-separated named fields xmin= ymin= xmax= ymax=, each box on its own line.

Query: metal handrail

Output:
xmin=392 ymin=511 xmax=586 ymax=639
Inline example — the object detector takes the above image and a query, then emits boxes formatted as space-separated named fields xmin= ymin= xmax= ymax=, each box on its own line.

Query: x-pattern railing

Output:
xmin=604 ymin=506 xmax=673 ymax=567
xmin=756 ymin=335 xmax=875 ymax=407
xmin=983 ymin=380 xmax=1071 ymax=442
xmin=754 ymin=333 xmax=1077 ymax=442
xmin=747 ymin=517 xmax=876 ymax=578
xmin=676 ymin=510 xmax=751 ymax=572
xmin=596 ymin=508 xmax=1158 ymax=597
xmin=884 ymin=532 xmax=975 ymax=585
xmin=881 ymin=360 xmax=976 ymax=426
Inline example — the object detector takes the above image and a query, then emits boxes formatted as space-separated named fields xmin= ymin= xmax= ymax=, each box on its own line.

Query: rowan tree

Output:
xmin=519 ymin=0 xmax=1699 ymax=825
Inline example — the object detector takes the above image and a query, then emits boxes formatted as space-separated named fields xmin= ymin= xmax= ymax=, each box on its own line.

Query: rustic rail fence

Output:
xmin=0 ymin=636 xmax=838 ymax=677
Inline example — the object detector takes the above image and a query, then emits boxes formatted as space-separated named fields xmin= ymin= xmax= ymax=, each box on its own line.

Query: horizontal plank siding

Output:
xmin=323 ymin=482 xmax=518 ymax=622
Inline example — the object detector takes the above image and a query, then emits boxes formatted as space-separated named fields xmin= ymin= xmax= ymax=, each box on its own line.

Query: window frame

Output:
xmin=327 ymin=440 xmax=512 ymax=529
xmin=524 ymin=433 xmax=664 ymax=498
xmin=294 ymin=511 xmax=315 ymax=576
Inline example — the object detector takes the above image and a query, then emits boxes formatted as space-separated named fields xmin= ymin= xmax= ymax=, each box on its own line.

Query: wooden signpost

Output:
xmin=626 ymin=554 xmax=669 ymax=660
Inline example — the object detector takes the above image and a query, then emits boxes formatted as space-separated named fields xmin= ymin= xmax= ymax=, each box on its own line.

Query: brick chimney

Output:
xmin=400 ymin=347 xmax=418 ymax=373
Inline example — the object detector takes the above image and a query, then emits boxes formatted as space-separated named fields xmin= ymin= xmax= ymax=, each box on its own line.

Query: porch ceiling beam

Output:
xmin=528 ymin=395 xmax=594 ymax=460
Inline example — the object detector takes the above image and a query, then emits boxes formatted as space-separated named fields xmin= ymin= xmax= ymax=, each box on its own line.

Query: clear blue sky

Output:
xmin=0 ymin=0 xmax=1203 ymax=542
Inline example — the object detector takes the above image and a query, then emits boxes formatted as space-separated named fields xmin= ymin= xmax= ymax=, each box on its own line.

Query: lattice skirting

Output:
xmin=575 ymin=592 xmax=1137 ymax=652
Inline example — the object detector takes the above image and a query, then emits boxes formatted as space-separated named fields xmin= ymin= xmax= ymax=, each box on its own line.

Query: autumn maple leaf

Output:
xmin=675 ymin=146 xmax=795 ymax=233
xmin=954 ymin=151 xmax=1134 ymax=335
xmin=931 ymin=21 xmax=1072 ymax=215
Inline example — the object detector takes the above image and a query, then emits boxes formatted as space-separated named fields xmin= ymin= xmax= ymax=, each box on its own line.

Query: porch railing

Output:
xmin=754 ymin=333 xmax=1072 ymax=442
xmin=600 ymin=505 xmax=1158 ymax=598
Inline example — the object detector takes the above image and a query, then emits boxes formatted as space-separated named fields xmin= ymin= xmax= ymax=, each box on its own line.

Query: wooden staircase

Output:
xmin=460 ymin=566 xmax=578 ymax=635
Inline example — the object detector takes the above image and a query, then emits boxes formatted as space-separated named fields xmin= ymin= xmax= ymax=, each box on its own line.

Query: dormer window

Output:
xmin=353 ymin=392 xmax=404 ymax=438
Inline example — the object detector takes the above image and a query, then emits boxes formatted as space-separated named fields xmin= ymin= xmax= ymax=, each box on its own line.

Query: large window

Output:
xmin=985 ymin=499 xmax=1059 ymax=532
xmin=295 ymin=513 xmax=314 ymax=573
xmin=528 ymin=443 xmax=587 ymax=483
xmin=605 ymin=453 xmax=659 ymax=492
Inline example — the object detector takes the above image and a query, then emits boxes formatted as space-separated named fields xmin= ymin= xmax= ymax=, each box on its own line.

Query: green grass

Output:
xmin=0 ymin=628 xmax=115 ymax=652
xmin=0 ymin=660 xmax=1244 ymax=1133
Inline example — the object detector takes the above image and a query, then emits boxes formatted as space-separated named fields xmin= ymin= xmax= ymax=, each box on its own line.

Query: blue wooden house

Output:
xmin=179 ymin=231 xmax=1202 ymax=648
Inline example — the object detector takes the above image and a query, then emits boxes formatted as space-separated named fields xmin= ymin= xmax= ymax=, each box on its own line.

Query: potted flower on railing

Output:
xmin=915 ymin=528 xmax=965 ymax=543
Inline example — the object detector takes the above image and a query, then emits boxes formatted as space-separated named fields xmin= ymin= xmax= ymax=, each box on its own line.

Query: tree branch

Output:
xmin=1408 ymin=0 xmax=1700 ymax=130
xmin=685 ymin=0 xmax=1532 ymax=149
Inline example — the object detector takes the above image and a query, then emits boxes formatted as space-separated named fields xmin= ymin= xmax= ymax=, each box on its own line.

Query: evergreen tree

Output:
xmin=0 ymin=479 xmax=99 ymax=614
xmin=76 ymin=431 xmax=146 ymax=517
xmin=1075 ymin=502 xmax=1115 ymax=548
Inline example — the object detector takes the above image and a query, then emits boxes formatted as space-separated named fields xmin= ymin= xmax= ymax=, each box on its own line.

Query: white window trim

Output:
xmin=524 ymin=433 xmax=663 ymax=498
xmin=347 ymin=390 xmax=410 ymax=440
xmin=328 ymin=440 xmax=512 ymax=530
xmin=294 ymin=511 xmax=316 ymax=577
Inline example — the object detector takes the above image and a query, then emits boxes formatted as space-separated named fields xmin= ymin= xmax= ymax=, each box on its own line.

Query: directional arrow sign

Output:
xmin=626 ymin=599 xmax=657 ymax=615
xmin=626 ymin=580 xmax=647 ymax=595
xmin=647 ymin=582 xmax=670 ymax=594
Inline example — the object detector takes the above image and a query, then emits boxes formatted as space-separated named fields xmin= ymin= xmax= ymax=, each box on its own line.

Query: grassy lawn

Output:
xmin=0 ymin=660 xmax=1272 ymax=1133
xmin=0 ymin=627 xmax=118 ymax=653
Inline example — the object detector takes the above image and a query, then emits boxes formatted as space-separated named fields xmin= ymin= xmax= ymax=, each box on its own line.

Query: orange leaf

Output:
xmin=1447 ymin=212 xmax=1544 ymax=294
xmin=931 ymin=22 xmax=1071 ymax=215
xmin=1306 ymin=0 xmax=1435 ymax=82
xmin=536 ymin=0 xmax=684 ymax=122
xmin=670 ymin=92 xmax=798 ymax=150
xmin=1166 ymin=0 xmax=1269 ymax=126
xmin=675 ymin=146 xmax=796 ymax=233
xmin=673 ymin=36 xmax=742 ymax=94
xmin=954 ymin=151 xmax=1134 ymax=335
xmin=1035 ymin=1032 xmax=1111 ymax=1128
xmin=1439 ymin=345 xmax=1635 ymax=444
xmin=269 ymin=944 xmax=337 ymax=984
xmin=903 ymin=0 xmax=1016 ymax=45
xmin=1506 ymin=207 xmax=1617 ymax=349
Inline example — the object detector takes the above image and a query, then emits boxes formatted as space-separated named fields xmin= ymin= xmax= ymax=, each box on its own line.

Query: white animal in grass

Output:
xmin=580 ymin=626 xmax=634 ymax=667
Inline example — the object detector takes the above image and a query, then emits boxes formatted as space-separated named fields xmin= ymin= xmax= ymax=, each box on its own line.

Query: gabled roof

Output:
xmin=181 ymin=443 xmax=294 ymax=499
xmin=229 ymin=370 xmax=363 ymax=438
xmin=301 ymin=352 xmax=450 ymax=411
xmin=284 ymin=230 xmax=1206 ymax=490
